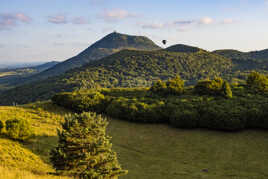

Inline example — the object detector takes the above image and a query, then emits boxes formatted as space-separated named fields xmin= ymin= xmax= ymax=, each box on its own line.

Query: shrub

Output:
xmin=170 ymin=109 xmax=199 ymax=128
xmin=105 ymin=97 xmax=166 ymax=123
xmin=195 ymin=77 xmax=232 ymax=98
xmin=0 ymin=121 xmax=4 ymax=134
xmin=150 ymin=80 xmax=167 ymax=95
xmin=150 ymin=76 xmax=184 ymax=95
xmin=246 ymin=71 xmax=268 ymax=92
xmin=199 ymin=104 xmax=246 ymax=131
xmin=5 ymin=119 xmax=33 ymax=141
xmin=222 ymin=81 xmax=232 ymax=98
xmin=166 ymin=76 xmax=184 ymax=95
xmin=50 ymin=112 xmax=127 ymax=178
xmin=52 ymin=91 xmax=107 ymax=113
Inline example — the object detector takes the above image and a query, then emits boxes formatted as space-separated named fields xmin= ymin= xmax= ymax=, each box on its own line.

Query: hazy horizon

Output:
xmin=1 ymin=0 xmax=268 ymax=64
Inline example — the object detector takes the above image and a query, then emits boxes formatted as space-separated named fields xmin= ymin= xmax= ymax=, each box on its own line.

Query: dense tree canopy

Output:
xmin=50 ymin=112 xmax=127 ymax=178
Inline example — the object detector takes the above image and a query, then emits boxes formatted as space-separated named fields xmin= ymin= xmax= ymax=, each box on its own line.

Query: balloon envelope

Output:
xmin=162 ymin=40 xmax=167 ymax=45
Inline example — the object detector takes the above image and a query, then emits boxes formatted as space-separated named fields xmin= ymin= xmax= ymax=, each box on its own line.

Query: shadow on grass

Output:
xmin=22 ymin=134 xmax=58 ymax=165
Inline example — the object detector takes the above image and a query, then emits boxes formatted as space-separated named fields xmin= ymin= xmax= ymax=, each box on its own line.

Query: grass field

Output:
xmin=0 ymin=102 xmax=71 ymax=178
xmin=0 ymin=102 xmax=268 ymax=178
xmin=108 ymin=120 xmax=268 ymax=179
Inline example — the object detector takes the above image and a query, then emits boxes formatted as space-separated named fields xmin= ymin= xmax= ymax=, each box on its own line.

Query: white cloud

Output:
xmin=72 ymin=17 xmax=89 ymax=25
xmin=0 ymin=13 xmax=32 ymax=30
xmin=48 ymin=15 xmax=89 ymax=25
xmin=99 ymin=9 xmax=137 ymax=22
xmin=139 ymin=16 xmax=238 ymax=32
xmin=48 ymin=15 xmax=68 ymax=24
xmin=199 ymin=17 xmax=213 ymax=25
xmin=141 ymin=22 xmax=164 ymax=29
xmin=222 ymin=18 xmax=236 ymax=24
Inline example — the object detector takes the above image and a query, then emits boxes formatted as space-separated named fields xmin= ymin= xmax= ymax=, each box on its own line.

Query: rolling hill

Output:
xmin=0 ymin=49 xmax=233 ymax=105
xmin=213 ymin=49 xmax=268 ymax=70
xmin=165 ymin=44 xmax=201 ymax=53
xmin=24 ymin=32 xmax=161 ymax=82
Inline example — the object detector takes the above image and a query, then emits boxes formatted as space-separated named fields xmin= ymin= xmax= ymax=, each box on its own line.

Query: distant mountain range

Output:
xmin=1 ymin=32 xmax=268 ymax=105
xmin=0 ymin=61 xmax=59 ymax=91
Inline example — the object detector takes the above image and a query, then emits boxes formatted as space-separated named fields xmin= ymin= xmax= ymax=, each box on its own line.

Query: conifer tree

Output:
xmin=50 ymin=112 xmax=127 ymax=179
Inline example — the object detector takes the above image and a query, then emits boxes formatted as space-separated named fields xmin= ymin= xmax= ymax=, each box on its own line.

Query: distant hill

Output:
xmin=31 ymin=61 xmax=59 ymax=72
xmin=213 ymin=49 xmax=268 ymax=71
xmin=0 ymin=49 xmax=233 ymax=105
xmin=27 ymin=32 xmax=161 ymax=81
xmin=214 ymin=49 xmax=268 ymax=62
xmin=165 ymin=44 xmax=201 ymax=53
xmin=0 ymin=61 xmax=59 ymax=92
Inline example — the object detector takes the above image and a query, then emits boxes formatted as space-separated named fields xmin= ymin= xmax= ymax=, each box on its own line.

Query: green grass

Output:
xmin=0 ymin=102 xmax=71 ymax=178
xmin=0 ymin=102 xmax=268 ymax=178
xmin=108 ymin=119 xmax=268 ymax=179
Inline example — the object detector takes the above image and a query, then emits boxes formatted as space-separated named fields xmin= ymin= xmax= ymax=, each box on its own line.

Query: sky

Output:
xmin=0 ymin=0 xmax=268 ymax=64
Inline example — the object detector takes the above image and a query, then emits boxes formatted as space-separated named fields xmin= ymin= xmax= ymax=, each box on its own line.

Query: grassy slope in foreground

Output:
xmin=0 ymin=102 xmax=71 ymax=179
xmin=0 ymin=102 xmax=268 ymax=178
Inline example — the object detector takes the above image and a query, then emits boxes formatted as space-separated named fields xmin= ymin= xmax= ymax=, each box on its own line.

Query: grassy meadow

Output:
xmin=0 ymin=102 xmax=268 ymax=178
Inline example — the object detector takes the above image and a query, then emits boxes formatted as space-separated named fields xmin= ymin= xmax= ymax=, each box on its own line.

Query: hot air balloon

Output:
xmin=162 ymin=40 xmax=167 ymax=45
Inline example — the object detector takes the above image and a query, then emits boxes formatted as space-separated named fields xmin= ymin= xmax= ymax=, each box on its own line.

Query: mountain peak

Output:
xmin=89 ymin=32 xmax=160 ymax=50
xmin=21 ymin=32 xmax=161 ymax=82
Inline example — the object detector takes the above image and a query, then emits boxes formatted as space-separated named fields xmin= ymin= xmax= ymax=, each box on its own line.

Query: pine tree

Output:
xmin=50 ymin=112 xmax=127 ymax=179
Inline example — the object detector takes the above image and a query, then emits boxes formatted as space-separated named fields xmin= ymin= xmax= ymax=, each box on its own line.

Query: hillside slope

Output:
xmin=24 ymin=32 xmax=161 ymax=82
xmin=0 ymin=102 xmax=71 ymax=178
xmin=213 ymin=49 xmax=268 ymax=71
xmin=165 ymin=44 xmax=201 ymax=53
xmin=0 ymin=49 xmax=233 ymax=105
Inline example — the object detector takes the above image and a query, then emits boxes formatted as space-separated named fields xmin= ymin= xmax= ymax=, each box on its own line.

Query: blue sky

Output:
xmin=0 ymin=0 xmax=268 ymax=64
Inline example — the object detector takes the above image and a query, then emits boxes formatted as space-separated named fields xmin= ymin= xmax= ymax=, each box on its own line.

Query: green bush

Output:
xmin=150 ymin=76 xmax=184 ymax=95
xmin=0 ymin=120 xmax=4 ymax=134
xmin=5 ymin=119 xmax=33 ymax=141
xmin=170 ymin=109 xmax=199 ymax=128
xmin=166 ymin=76 xmax=184 ymax=95
xmin=246 ymin=71 xmax=268 ymax=92
xmin=105 ymin=97 xmax=166 ymax=123
xmin=195 ymin=77 xmax=232 ymax=98
xmin=150 ymin=80 xmax=167 ymax=95
xmin=199 ymin=104 xmax=246 ymax=131
xmin=52 ymin=91 xmax=108 ymax=113
xmin=52 ymin=85 xmax=268 ymax=131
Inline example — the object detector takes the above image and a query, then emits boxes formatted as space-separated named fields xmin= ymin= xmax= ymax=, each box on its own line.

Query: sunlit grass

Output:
xmin=0 ymin=101 xmax=71 ymax=177
xmin=0 ymin=166 xmax=70 ymax=179
xmin=0 ymin=101 xmax=268 ymax=178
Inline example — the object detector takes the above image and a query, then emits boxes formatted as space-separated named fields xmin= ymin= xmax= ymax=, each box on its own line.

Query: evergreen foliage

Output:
xmin=195 ymin=77 xmax=232 ymax=98
xmin=150 ymin=76 xmax=184 ymax=95
xmin=50 ymin=112 xmax=127 ymax=178
xmin=0 ymin=120 xmax=4 ymax=134
xmin=165 ymin=44 xmax=201 ymax=53
xmin=5 ymin=119 xmax=33 ymax=141
xmin=246 ymin=71 xmax=268 ymax=92
xmin=51 ymin=73 xmax=268 ymax=131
